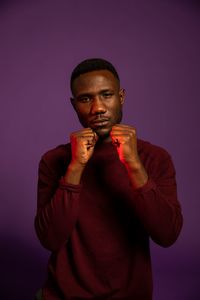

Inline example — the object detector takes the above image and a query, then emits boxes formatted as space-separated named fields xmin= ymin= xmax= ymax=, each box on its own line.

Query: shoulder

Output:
xmin=137 ymin=139 xmax=175 ymax=177
xmin=41 ymin=143 xmax=71 ymax=162
xmin=39 ymin=143 xmax=71 ymax=175
xmin=137 ymin=138 xmax=171 ymax=160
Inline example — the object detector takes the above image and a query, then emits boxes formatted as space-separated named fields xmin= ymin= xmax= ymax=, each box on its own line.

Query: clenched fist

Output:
xmin=110 ymin=124 xmax=148 ymax=189
xmin=64 ymin=128 xmax=98 ymax=185
xmin=110 ymin=124 xmax=139 ymax=166
xmin=70 ymin=128 xmax=98 ymax=166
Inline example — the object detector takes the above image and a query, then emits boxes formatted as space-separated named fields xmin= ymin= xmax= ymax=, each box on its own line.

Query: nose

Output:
xmin=90 ymin=96 xmax=106 ymax=115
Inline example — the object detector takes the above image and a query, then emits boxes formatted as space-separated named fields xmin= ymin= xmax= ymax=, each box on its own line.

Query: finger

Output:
xmin=110 ymin=130 xmax=134 ymax=140
xmin=110 ymin=133 xmax=134 ymax=147
xmin=111 ymin=129 xmax=136 ymax=139
xmin=111 ymin=126 xmax=136 ymax=136
xmin=72 ymin=128 xmax=95 ymax=136
xmin=111 ymin=134 xmax=130 ymax=140
xmin=111 ymin=138 xmax=121 ymax=147
xmin=79 ymin=133 xmax=97 ymax=139
xmin=111 ymin=127 xmax=136 ymax=134
xmin=71 ymin=132 xmax=96 ymax=140
xmin=111 ymin=130 xmax=133 ymax=136
xmin=83 ymin=132 xmax=98 ymax=143
xmin=80 ymin=134 xmax=98 ymax=148
xmin=112 ymin=124 xmax=136 ymax=130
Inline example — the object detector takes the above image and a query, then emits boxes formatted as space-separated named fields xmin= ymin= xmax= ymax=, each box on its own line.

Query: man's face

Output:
xmin=71 ymin=70 xmax=125 ymax=140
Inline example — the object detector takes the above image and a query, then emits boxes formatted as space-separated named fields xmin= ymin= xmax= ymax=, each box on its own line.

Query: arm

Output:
xmin=129 ymin=154 xmax=183 ymax=247
xmin=110 ymin=124 xmax=183 ymax=247
xmin=34 ymin=156 xmax=82 ymax=252
xmin=35 ymin=128 xmax=98 ymax=252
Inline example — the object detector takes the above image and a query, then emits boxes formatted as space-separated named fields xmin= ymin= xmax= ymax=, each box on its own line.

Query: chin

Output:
xmin=95 ymin=127 xmax=111 ymax=139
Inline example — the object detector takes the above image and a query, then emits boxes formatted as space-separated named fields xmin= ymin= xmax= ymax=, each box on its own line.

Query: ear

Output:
xmin=119 ymin=88 xmax=125 ymax=105
xmin=70 ymin=97 xmax=76 ymax=109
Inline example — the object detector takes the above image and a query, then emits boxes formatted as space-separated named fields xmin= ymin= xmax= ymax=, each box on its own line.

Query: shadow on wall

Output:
xmin=1 ymin=234 xmax=48 ymax=300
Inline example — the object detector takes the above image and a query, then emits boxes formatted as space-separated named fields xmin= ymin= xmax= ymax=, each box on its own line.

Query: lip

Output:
xmin=90 ymin=118 xmax=110 ymax=128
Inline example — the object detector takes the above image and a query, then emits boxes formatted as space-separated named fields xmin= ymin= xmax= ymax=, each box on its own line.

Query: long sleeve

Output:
xmin=34 ymin=141 xmax=182 ymax=299
xmin=127 ymin=143 xmax=183 ymax=247
xmin=34 ymin=148 xmax=82 ymax=252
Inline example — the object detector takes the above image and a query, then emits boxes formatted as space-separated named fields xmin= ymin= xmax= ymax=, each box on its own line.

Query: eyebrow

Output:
xmin=75 ymin=89 xmax=114 ymax=99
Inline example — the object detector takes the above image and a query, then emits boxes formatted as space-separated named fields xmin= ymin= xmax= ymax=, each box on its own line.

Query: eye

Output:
xmin=77 ymin=96 xmax=91 ymax=103
xmin=102 ymin=92 xmax=113 ymax=98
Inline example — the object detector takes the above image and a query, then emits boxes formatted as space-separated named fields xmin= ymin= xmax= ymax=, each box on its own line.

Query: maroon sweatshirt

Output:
xmin=35 ymin=139 xmax=183 ymax=300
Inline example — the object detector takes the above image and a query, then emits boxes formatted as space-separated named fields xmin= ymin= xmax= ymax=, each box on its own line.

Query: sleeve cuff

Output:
xmin=59 ymin=177 xmax=82 ymax=192
xmin=131 ymin=178 xmax=156 ymax=195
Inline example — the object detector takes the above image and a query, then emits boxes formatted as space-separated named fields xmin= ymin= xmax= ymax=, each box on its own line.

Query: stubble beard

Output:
xmin=78 ymin=109 xmax=123 ymax=141
xmin=93 ymin=110 xmax=123 ymax=141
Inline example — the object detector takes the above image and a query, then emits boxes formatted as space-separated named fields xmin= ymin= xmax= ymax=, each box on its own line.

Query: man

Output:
xmin=35 ymin=58 xmax=183 ymax=300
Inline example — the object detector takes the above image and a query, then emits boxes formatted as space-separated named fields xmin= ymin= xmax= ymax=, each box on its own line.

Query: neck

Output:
xmin=97 ymin=134 xmax=112 ymax=144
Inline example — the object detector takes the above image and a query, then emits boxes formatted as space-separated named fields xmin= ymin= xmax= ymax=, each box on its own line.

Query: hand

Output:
xmin=110 ymin=124 xmax=148 ymax=188
xmin=63 ymin=128 xmax=98 ymax=185
xmin=70 ymin=128 xmax=98 ymax=167
xmin=110 ymin=124 xmax=140 ymax=168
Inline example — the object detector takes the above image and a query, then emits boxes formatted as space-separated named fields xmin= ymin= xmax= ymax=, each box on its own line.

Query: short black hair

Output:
xmin=70 ymin=58 xmax=120 ymax=93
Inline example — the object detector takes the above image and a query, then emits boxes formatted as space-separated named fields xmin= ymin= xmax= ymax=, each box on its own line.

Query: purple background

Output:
xmin=0 ymin=0 xmax=200 ymax=299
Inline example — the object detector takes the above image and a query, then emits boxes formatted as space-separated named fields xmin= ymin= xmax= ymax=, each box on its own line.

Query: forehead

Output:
xmin=72 ymin=70 xmax=119 ymax=96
